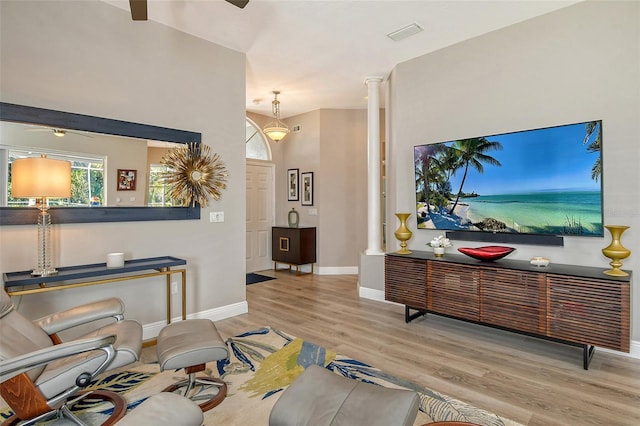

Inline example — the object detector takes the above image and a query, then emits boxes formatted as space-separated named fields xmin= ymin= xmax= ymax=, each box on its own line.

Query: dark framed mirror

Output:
xmin=0 ymin=102 xmax=201 ymax=225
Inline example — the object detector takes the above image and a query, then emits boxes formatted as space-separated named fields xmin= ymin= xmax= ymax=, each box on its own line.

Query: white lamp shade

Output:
xmin=12 ymin=157 xmax=72 ymax=198
xmin=263 ymin=125 xmax=290 ymax=142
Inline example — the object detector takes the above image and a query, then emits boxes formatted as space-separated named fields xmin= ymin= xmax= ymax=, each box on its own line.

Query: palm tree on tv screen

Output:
xmin=414 ymin=144 xmax=447 ymax=204
xmin=438 ymin=147 xmax=464 ymax=190
xmin=583 ymin=121 xmax=602 ymax=182
xmin=448 ymin=137 xmax=502 ymax=214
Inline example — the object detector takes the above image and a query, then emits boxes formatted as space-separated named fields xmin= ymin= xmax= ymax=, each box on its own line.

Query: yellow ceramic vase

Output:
xmin=394 ymin=213 xmax=413 ymax=254
xmin=602 ymin=225 xmax=631 ymax=276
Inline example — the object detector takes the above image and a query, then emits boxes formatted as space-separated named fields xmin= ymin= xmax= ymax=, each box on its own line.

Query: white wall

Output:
xmin=278 ymin=110 xmax=321 ymax=229
xmin=319 ymin=109 xmax=369 ymax=269
xmin=259 ymin=108 xmax=375 ymax=272
xmin=250 ymin=108 xmax=371 ymax=272
xmin=0 ymin=1 xmax=247 ymax=331
xmin=388 ymin=1 xmax=639 ymax=340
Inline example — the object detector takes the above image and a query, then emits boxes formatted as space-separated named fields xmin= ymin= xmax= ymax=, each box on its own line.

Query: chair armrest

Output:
xmin=33 ymin=298 xmax=126 ymax=335
xmin=0 ymin=334 xmax=116 ymax=383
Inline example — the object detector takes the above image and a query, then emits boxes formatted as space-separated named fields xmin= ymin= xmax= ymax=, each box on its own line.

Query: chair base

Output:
xmin=162 ymin=376 xmax=227 ymax=412
xmin=1 ymin=389 xmax=127 ymax=426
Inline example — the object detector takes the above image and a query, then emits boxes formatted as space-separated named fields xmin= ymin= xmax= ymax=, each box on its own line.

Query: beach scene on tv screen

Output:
xmin=414 ymin=121 xmax=603 ymax=237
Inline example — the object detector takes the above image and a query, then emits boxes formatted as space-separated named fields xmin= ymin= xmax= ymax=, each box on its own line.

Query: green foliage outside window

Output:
xmin=6 ymin=152 xmax=104 ymax=207
xmin=148 ymin=164 xmax=174 ymax=207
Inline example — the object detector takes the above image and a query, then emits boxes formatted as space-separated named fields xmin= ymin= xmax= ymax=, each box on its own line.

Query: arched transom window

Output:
xmin=246 ymin=118 xmax=271 ymax=161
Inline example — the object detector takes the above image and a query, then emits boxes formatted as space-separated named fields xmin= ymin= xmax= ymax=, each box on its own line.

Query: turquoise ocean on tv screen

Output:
xmin=463 ymin=190 xmax=603 ymax=235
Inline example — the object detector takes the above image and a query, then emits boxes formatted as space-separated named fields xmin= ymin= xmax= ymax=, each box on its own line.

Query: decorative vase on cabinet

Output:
xmin=288 ymin=208 xmax=299 ymax=228
xmin=394 ymin=213 xmax=413 ymax=254
xmin=433 ymin=247 xmax=445 ymax=257
xmin=602 ymin=225 xmax=631 ymax=276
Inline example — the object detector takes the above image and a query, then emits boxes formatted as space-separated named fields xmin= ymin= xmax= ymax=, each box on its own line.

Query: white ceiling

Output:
xmin=104 ymin=0 xmax=580 ymax=118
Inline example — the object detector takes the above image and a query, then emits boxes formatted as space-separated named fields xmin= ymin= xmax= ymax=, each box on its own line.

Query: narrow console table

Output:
xmin=385 ymin=251 xmax=631 ymax=369
xmin=272 ymin=227 xmax=317 ymax=275
xmin=3 ymin=256 xmax=187 ymax=325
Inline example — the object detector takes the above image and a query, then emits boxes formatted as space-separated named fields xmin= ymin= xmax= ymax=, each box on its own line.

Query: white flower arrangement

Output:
xmin=428 ymin=235 xmax=452 ymax=248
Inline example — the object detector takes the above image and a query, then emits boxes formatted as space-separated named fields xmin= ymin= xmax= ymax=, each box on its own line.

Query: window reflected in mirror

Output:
xmin=1 ymin=121 xmax=183 ymax=208
xmin=148 ymin=164 xmax=174 ymax=207
xmin=0 ymin=102 xmax=202 ymax=225
xmin=6 ymin=149 xmax=105 ymax=207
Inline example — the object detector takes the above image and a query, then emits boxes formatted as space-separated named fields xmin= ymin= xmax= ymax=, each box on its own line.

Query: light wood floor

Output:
xmin=212 ymin=271 xmax=639 ymax=425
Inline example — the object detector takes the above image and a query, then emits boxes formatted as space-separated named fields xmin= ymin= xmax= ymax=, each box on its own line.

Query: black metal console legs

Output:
xmin=404 ymin=306 xmax=427 ymax=323
xmin=583 ymin=344 xmax=595 ymax=370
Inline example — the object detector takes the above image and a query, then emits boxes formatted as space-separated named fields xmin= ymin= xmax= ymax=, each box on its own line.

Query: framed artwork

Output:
xmin=301 ymin=171 xmax=314 ymax=206
xmin=287 ymin=168 xmax=299 ymax=201
xmin=117 ymin=169 xmax=137 ymax=191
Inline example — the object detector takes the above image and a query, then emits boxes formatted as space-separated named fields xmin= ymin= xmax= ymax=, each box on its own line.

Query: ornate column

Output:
xmin=364 ymin=76 xmax=384 ymax=255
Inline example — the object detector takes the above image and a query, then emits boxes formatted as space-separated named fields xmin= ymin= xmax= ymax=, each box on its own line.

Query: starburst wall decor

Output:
xmin=161 ymin=143 xmax=228 ymax=207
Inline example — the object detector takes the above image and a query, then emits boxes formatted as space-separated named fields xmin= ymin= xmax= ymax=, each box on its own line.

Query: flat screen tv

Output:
xmin=414 ymin=120 xmax=603 ymax=238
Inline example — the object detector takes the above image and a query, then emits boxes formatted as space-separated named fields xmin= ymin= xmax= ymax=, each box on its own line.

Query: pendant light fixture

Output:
xmin=263 ymin=91 xmax=289 ymax=142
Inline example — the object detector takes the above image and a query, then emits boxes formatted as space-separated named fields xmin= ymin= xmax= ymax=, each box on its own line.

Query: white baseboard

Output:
xmin=599 ymin=340 xmax=640 ymax=360
xmin=356 ymin=286 xmax=640 ymax=360
xmin=317 ymin=266 xmax=358 ymax=275
xmin=358 ymin=286 xmax=387 ymax=302
xmin=142 ymin=301 xmax=248 ymax=341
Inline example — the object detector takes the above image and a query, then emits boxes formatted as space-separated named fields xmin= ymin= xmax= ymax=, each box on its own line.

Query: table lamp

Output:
xmin=11 ymin=155 xmax=71 ymax=276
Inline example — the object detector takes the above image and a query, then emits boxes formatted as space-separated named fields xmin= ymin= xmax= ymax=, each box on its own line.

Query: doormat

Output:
xmin=246 ymin=273 xmax=276 ymax=285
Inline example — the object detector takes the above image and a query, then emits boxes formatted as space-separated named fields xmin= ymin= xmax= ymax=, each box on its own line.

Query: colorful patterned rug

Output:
xmin=1 ymin=326 xmax=521 ymax=425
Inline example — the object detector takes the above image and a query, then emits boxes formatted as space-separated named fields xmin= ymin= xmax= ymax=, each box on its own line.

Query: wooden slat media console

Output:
xmin=385 ymin=251 xmax=631 ymax=369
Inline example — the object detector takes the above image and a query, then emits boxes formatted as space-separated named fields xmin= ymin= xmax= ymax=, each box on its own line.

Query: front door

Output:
xmin=246 ymin=161 xmax=274 ymax=272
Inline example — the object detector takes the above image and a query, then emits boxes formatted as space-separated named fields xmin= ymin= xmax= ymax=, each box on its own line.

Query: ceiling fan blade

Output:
xmin=129 ymin=0 xmax=148 ymax=21
xmin=226 ymin=0 xmax=249 ymax=9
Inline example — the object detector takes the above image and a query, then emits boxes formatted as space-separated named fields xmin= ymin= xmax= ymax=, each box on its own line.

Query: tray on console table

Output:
xmin=385 ymin=250 xmax=631 ymax=369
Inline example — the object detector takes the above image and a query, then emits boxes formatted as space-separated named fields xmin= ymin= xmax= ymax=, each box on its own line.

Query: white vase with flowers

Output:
xmin=428 ymin=235 xmax=452 ymax=257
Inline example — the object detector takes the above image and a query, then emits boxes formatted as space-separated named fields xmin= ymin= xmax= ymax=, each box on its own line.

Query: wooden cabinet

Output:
xmin=385 ymin=251 xmax=631 ymax=369
xmin=385 ymin=256 xmax=427 ymax=311
xmin=481 ymin=268 xmax=546 ymax=335
xmin=547 ymin=274 xmax=630 ymax=351
xmin=272 ymin=227 xmax=316 ymax=274
xmin=428 ymin=262 xmax=480 ymax=321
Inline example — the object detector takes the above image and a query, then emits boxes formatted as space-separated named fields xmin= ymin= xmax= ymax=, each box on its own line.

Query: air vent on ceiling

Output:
xmin=387 ymin=23 xmax=423 ymax=42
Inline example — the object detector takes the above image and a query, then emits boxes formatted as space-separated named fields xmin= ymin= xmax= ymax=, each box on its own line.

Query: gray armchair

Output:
xmin=0 ymin=288 xmax=142 ymax=425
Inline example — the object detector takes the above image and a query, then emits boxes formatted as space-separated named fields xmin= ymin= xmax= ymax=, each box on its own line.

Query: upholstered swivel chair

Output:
xmin=0 ymin=288 xmax=142 ymax=425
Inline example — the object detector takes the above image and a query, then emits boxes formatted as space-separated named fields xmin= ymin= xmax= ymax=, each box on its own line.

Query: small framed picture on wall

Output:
xmin=117 ymin=169 xmax=137 ymax=191
xmin=301 ymin=171 xmax=314 ymax=206
xmin=287 ymin=168 xmax=299 ymax=201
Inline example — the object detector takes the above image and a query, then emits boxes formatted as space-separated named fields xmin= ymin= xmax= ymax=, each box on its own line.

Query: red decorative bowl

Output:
xmin=457 ymin=246 xmax=515 ymax=261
